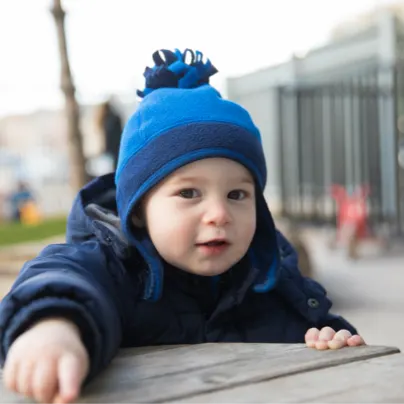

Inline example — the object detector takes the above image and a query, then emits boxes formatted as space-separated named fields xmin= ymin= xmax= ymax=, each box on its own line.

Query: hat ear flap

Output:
xmin=131 ymin=207 xmax=145 ymax=228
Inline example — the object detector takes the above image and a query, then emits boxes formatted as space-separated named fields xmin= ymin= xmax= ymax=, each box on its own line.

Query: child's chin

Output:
xmin=174 ymin=258 xmax=237 ymax=276
xmin=190 ymin=266 xmax=230 ymax=277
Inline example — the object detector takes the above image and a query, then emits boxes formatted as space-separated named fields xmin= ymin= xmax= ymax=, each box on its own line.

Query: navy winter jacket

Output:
xmin=0 ymin=174 xmax=357 ymax=381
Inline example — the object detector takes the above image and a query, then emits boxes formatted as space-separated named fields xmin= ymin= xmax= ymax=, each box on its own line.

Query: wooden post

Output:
xmin=50 ymin=0 xmax=88 ymax=192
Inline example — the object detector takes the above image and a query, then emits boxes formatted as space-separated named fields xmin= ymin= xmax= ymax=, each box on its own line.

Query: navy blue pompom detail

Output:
xmin=137 ymin=48 xmax=218 ymax=98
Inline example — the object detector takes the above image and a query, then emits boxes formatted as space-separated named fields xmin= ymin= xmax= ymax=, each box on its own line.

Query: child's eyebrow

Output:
xmin=240 ymin=177 xmax=254 ymax=185
xmin=172 ymin=176 xmax=254 ymax=185
xmin=171 ymin=176 xmax=201 ymax=184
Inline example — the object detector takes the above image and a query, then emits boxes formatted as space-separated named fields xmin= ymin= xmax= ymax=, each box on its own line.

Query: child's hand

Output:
xmin=305 ymin=326 xmax=365 ymax=350
xmin=3 ymin=317 xmax=89 ymax=404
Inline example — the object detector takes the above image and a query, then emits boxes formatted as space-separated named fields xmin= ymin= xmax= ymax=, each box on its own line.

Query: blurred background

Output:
xmin=0 ymin=0 xmax=403 ymax=350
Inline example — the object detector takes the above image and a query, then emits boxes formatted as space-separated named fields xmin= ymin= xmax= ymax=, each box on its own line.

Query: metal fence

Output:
xmin=278 ymin=67 xmax=404 ymax=234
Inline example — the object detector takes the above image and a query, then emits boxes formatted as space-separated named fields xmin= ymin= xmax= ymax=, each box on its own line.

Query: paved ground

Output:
xmin=0 ymin=230 xmax=403 ymax=352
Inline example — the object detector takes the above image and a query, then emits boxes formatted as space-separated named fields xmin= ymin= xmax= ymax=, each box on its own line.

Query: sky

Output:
xmin=0 ymin=0 xmax=400 ymax=117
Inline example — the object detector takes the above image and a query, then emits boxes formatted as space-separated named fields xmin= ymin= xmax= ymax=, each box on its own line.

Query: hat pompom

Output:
xmin=137 ymin=48 xmax=218 ymax=98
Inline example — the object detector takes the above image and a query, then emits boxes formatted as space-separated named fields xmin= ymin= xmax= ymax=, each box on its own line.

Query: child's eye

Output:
xmin=178 ymin=188 xmax=200 ymax=199
xmin=228 ymin=190 xmax=247 ymax=200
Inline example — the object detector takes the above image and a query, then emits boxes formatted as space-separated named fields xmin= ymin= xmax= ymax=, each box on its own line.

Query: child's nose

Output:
xmin=203 ymin=199 xmax=231 ymax=226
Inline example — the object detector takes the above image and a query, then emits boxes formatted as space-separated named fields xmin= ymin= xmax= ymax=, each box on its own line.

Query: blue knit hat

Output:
xmin=115 ymin=49 xmax=279 ymax=300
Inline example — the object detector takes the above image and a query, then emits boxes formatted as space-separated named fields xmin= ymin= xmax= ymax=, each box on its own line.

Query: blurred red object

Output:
xmin=331 ymin=184 xmax=370 ymax=241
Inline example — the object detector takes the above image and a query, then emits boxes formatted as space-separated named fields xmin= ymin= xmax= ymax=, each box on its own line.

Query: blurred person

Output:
xmin=8 ymin=180 xmax=36 ymax=223
xmin=0 ymin=49 xmax=364 ymax=404
xmin=95 ymin=98 xmax=124 ymax=170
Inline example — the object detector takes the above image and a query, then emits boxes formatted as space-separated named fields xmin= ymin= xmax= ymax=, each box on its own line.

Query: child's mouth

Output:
xmin=204 ymin=240 xmax=227 ymax=246
xmin=196 ymin=240 xmax=229 ymax=255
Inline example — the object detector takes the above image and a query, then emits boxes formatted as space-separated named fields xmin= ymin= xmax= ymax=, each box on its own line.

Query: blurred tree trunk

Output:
xmin=51 ymin=0 xmax=88 ymax=192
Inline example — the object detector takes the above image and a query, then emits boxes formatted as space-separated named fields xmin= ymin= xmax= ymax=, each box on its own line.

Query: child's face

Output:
xmin=141 ymin=158 xmax=256 ymax=276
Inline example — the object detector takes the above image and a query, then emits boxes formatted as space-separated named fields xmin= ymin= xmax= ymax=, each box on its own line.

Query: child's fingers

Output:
xmin=32 ymin=359 xmax=58 ymax=404
xmin=314 ymin=340 xmax=330 ymax=350
xmin=306 ymin=327 xmax=365 ymax=350
xmin=3 ymin=357 xmax=19 ymax=392
xmin=305 ymin=327 xmax=320 ymax=347
xmin=327 ymin=329 xmax=351 ymax=350
xmin=53 ymin=353 xmax=86 ymax=404
xmin=314 ymin=327 xmax=336 ymax=350
xmin=334 ymin=329 xmax=352 ymax=340
xmin=16 ymin=360 xmax=35 ymax=397
xmin=347 ymin=334 xmax=365 ymax=346
xmin=327 ymin=338 xmax=347 ymax=350
xmin=327 ymin=331 xmax=349 ymax=350
xmin=318 ymin=327 xmax=336 ymax=341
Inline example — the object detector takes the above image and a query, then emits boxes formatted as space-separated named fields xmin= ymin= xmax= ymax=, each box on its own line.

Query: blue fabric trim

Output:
xmin=253 ymin=255 xmax=278 ymax=293
xmin=128 ymin=234 xmax=162 ymax=301
xmin=179 ymin=66 xmax=199 ymax=88
xmin=168 ymin=60 xmax=187 ymax=75
xmin=250 ymin=192 xmax=280 ymax=292
xmin=195 ymin=50 xmax=203 ymax=62
xmin=116 ymin=118 xmax=262 ymax=181
xmin=174 ymin=48 xmax=183 ymax=60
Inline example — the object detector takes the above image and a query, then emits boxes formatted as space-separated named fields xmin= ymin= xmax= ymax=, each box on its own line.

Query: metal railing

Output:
xmin=277 ymin=67 xmax=403 ymax=234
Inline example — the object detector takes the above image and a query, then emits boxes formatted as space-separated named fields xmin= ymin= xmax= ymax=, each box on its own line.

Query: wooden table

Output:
xmin=0 ymin=343 xmax=402 ymax=403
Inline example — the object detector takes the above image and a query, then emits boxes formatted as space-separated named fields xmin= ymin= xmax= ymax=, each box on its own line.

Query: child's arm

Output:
xmin=3 ymin=317 xmax=89 ymax=404
xmin=0 ymin=240 xmax=139 ymax=384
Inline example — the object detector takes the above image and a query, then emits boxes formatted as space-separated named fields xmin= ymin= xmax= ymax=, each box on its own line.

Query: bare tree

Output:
xmin=51 ymin=0 xmax=88 ymax=192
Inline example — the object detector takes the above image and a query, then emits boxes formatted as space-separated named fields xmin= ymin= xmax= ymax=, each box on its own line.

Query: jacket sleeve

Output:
xmin=275 ymin=230 xmax=359 ymax=336
xmin=0 ymin=240 xmax=140 ymax=381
